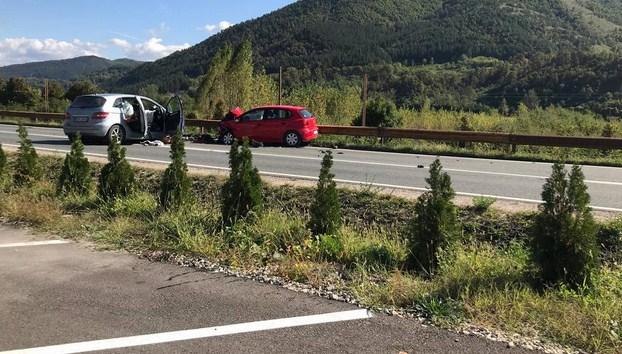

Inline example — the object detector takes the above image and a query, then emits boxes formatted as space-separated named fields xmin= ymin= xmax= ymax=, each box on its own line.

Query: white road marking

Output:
xmin=1 ymin=309 xmax=373 ymax=354
xmin=304 ymin=144 xmax=622 ymax=171
xmin=1 ymin=126 xmax=621 ymax=184
xmin=2 ymin=143 xmax=621 ymax=213
xmin=0 ymin=130 xmax=62 ymax=139
xmin=0 ymin=240 xmax=70 ymax=248
xmin=2 ymin=123 xmax=622 ymax=172
xmin=181 ymin=145 xmax=622 ymax=186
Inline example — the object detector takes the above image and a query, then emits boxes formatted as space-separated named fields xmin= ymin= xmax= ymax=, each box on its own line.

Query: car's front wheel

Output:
xmin=106 ymin=124 xmax=125 ymax=145
xmin=220 ymin=130 xmax=235 ymax=145
xmin=283 ymin=131 xmax=302 ymax=147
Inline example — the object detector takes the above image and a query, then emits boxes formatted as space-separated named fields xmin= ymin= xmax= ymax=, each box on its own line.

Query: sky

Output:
xmin=0 ymin=0 xmax=295 ymax=66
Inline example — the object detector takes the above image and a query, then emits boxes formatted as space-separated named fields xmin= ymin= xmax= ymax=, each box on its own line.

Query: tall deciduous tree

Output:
xmin=198 ymin=44 xmax=233 ymax=118
xmin=65 ymin=80 xmax=98 ymax=101
xmin=226 ymin=39 xmax=254 ymax=110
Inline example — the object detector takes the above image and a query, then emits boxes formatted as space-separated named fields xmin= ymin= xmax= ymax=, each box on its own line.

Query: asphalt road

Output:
xmin=1 ymin=124 xmax=622 ymax=212
xmin=0 ymin=226 xmax=534 ymax=353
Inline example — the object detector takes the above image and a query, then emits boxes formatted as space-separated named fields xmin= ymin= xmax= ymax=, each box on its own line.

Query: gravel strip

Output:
xmin=140 ymin=250 xmax=585 ymax=354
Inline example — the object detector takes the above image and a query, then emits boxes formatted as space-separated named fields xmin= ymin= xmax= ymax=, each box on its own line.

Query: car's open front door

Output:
xmin=165 ymin=96 xmax=184 ymax=135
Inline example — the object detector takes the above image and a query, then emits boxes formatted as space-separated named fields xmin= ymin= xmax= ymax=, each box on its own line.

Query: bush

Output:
xmin=57 ymin=133 xmax=92 ymax=196
xmin=98 ymin=137 xmax=135 ymax=201
xmin=532 ymin=164 xmax=599 ymax=289
xmin=317 ymin=234 xmax=344 ymax=260
xmin=13 ymin=124 xmax=41 ymax=187
xmin=107 ymin=192 xmax=158 ymax=218
xmin=598 ymin=217 xmax=622 ymax=264
xmin=221 ymin=139 xmax=263 ymax=226
xmin=159 ymin=130 xmax=191 ymax=209
xmin=407 ymin=159 xmax=460 ymax=275
xmin=352 ymin=96 xmax=402 ymax=128
xmin=472 ymin=196 xmax=496 ymax=213
xmin=0 ymin=143 xmax=7 ymax=189
xmin=309 ymin=150 xmax=341 ymax=235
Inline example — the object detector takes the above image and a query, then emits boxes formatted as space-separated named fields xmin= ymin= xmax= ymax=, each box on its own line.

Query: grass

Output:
xmin=0 ymin=155 xmax=620 ymax=353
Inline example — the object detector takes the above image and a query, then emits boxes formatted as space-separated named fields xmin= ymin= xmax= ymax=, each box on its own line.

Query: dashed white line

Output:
xmin=0 ymin=309 xmax=373 ymax=354
xmin=0 ymin=240 xmax=70 ymax=248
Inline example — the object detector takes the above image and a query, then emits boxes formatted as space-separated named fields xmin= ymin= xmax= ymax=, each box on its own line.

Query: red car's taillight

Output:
xmin=91 ymin=112 xmax=109 ymax=120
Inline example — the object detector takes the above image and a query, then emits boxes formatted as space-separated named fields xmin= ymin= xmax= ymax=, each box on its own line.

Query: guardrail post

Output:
xmin=511 ymin=144 xmax=517 ymax=154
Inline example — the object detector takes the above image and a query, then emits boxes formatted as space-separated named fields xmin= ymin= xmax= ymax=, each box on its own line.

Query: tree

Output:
xmin=522 ymin=89 xmax=540 ymax=110
xmin=46 ymin=80 xmax=69 ymax=112
xmin=352 ymin=96 xmax=402 ymax=128
xmin=226 ymin=39 xmax=254 ymax=109
xmin=309 ymin=151 xmax=341 ymax=235
xmin=57 ymin=133 xmax=92 ymax=196
xmin=160 ymin=130 xmax=192 ymax=209
xmin=221 ymin=139 xmax=263 ymax=226
xmin=499 ymin=97 xmax=510 ymax=116
xmin=65 ymin=80 xmax=98 ymax=101
xmin=532 ymin=164 xmax=599 ymax=289
xmin=13 ymin=125 xmax=41 ymax=187
xmin=98 ymin=138 xmax=135 ymax=201
xmin=407 ymin=159 xmax=459 ymax=275
xmin=197 ymin=44 xmax=233 ymax=118
xmin=3 ymin=78 xmax=38 ymax=107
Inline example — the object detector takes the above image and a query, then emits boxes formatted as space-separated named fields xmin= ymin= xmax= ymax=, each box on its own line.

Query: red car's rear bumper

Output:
xmin=301 ymin=127 xmax=319 ymax=142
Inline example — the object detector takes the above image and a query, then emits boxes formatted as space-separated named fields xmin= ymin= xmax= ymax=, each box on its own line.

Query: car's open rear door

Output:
xmin=165 ymin=96 xmax=184 ymax=135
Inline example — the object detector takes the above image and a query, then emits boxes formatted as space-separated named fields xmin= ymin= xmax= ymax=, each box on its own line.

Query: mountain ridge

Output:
xmin=0 ymin=56 xmax=143 ymax=82
xmin=114 ymin=0 xmax=622 ymax=92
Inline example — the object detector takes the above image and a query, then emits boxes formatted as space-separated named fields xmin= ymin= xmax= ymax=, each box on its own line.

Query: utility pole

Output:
xmin=279 ymin=66 xmax=283 ymax=105
xmin=361 ymin=73 xmax=368 ymax=126
xmin=44 ymin=80 xmax=49 ymax=113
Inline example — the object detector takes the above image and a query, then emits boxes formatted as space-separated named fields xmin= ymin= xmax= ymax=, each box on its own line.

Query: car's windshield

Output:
xmin=70 ymin=96 xmax=106 ymax=109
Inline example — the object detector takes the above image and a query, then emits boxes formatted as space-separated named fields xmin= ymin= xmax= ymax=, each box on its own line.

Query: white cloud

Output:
xmin=110 ymin=37 xmax=190 ymax=61
xmin=110 ymin=38 xmax=131 ymax=49
xmin=201 ymin=21 xmax=233 ymax=34
xmin=0 ymin=37 xmax=103 ymax=66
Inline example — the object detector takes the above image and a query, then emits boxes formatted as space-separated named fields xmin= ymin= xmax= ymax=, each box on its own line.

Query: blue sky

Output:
xmin=0 ymin=0 xmax=295 ymax=66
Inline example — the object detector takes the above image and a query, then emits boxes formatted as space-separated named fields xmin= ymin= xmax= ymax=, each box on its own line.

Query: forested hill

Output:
xmin=115 ymin=0 xmax=622 ymax=92
xmin=0 ymin=56 xmax=143 ymax=82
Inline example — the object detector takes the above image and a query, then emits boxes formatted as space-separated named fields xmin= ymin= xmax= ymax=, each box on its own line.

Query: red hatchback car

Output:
xmin=218 ymin=105 xmax=319 ymax=147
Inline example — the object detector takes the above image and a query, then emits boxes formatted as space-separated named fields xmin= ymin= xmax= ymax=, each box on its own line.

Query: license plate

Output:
xmin=74 ymin=116 xmax=88 ymax=122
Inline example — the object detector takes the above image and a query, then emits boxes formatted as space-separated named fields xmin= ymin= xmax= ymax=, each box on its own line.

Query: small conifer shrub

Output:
xmin=57 ymin=133 xmax=92 ymax=196
xmin=532 ymin=163 xmax=599 ymax=288
xmin=98 ymin=137 xmax=135 ymax=201
xmin=160 ymin=130 xmax=192 ymax=209
xmin=309 ymin=150 xmax=341 ymax=235
xmin=221 ymin=139 xmax=263 ymax=225
xmin=407 ymin=159 xmax=460 ymax=275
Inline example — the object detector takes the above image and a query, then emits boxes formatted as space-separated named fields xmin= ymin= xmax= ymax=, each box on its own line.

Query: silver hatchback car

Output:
xmin=63 ymin=93 xmax=184 ymax=144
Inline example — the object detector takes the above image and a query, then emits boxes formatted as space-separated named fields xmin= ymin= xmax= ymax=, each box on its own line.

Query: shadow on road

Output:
xmin=31 ymin=139 xmax=71 ymax=146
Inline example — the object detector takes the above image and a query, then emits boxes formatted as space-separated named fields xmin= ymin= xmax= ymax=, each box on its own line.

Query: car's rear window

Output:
xmin=70 ymin=96 xmax=106 ymax=109
xmin=300 ymin=109 xmax=314 ymax=118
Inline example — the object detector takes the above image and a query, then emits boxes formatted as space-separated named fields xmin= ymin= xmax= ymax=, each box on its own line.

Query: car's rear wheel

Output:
xmin=283 ymin=131 xmax=302 ymax=147
xmin=220 ymin=130 xmax=235 ymax=145
xmin=106 ymin=125 xmax=125 ymax=145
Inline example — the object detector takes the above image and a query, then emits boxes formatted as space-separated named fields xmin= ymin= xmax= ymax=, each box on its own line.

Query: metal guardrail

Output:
xmin=1 ymin=110 xmax=621 ymax=150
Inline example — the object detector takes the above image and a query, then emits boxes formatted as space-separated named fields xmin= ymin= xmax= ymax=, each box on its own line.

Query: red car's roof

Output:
xmin=253 ymin=105 xmax=306 ymax=111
